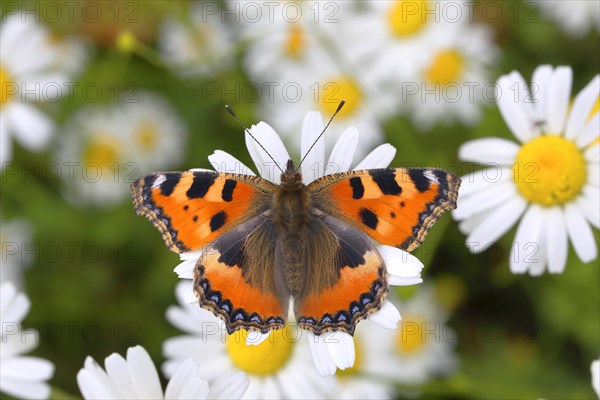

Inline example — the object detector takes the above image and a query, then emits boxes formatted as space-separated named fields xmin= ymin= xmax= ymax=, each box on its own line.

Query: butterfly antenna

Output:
xmin=225 ymin=105 xmax=284 ymax=173
xmin=297 ymin=100 xmax=345 ymax=169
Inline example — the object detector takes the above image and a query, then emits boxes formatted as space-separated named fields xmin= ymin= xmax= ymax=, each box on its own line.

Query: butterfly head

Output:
xmin=280 ymin=159 xmax=304 ymax=190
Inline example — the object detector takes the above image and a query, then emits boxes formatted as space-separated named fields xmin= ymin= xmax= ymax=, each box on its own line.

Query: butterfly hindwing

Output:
xmin=131 ymin=171 xmax=275 ymax=253
xmin=296 ymin=214 xmax=388 ymax=335
xmin=193 ymin=214 xmax=286 ymax=334
xmin=308 ymin=168 xmax=460 ymax=251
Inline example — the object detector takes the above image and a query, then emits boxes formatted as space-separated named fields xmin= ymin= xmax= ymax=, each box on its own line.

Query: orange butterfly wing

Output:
xmin=309 ymin=168 xmax=460 ymax=251
xmin=131 ymin=171 xmax=275 ymax=253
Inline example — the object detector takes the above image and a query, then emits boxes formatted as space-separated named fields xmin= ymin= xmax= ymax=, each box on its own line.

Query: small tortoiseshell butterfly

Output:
xmin=131 ymin=107 xmax=460 ymax=336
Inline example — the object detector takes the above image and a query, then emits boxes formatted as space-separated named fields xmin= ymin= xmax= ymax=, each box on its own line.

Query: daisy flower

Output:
xmin=454 ymin=65 xmax=599 ymax=275
xmin=0 ymin=282 xmax=54 ymax=400
xmin=163 ymin=282 xmax=336 ymax=399
xmin=171 ymin=110 xmax=425 ymax=377
xmin=77 ymin=345 xmax=248 ymax=399
xmin=240 ymin=2 xmax=333 ymax=83
xmin=57 ymin=93 xmax=186 ymax=207
xmin=0 ymin=14 xmax=74 ymax=165
xmin=256 ymin=65 xmax=386 ymax=159
xmin=533 ymin=0 xmax=600 ymax=37
xmin=337 ymin=1 xmax=472 ymax=87
xmin=159 ymin=2 xmax=237 ymax=78
xmin=404 ymin=22 xmax=498 ymax=130
xmin=342 ymin=285 xmax=456 ymax=392
xmin=120 ymin=92 xmax=187 ymax=172
xmin=0 ymin=218 xmax=32 ymax=288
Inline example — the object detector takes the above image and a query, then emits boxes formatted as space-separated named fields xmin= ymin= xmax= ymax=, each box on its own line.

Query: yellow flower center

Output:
xmin=135 ymin=122 xmax=158 ymax=150
xmin=425 ymin=50 xmax=464 ymax=85
xmin=285 ymin=25 xmax=305 ymax=58
xmin=0 ymin=65 xmax=16 ymax=107
xmin=514 ymin=135 xmax=587 ymax=206
xmin=320 ymin=77 xmax=362 ymax=118
xmin=395 ymin=316 xmax=427 ymax=354
xmin=388 ymin=0 xmax=430 ymax=37
xmin=83 ymin=136 xmax=120 ymax=169
xmin=226 ymin=329 xmax=294 ymax=376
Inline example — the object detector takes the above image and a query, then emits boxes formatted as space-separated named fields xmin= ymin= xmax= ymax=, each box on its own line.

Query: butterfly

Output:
xmin=131 ymin=107 xmax=460 ymax=337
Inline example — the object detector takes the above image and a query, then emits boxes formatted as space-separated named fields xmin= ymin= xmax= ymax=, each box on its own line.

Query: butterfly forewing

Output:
xmin=308 ymin=168 xmax=460 ymax=251
xmin=131 ymin=171 xmax=275 ymax=253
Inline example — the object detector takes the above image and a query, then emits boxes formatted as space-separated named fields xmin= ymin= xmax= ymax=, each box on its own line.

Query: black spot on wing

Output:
xmin=349 ymin=177 xmax=364 ymax=199
xmin=337 ymin=234 xmax=367 ymax=268
xmin=210 ymin=211 xmax=227 ymax=232
xmin=408 ymin=169 xmax=431 ymax=192
xmin=187 ymin=172 xmax=217 ymax=199
xmin=359 ymin=208 xmax=378 ymax=230
xmin=369 ymin=170 xmax=402 ymax=195
xmin=222 ymin=179 xmax=237 ymax=202
xmin=160 ymin=173 xmax=181 ymax=196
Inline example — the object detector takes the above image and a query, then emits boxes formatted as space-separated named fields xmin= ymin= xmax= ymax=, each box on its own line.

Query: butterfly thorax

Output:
xmin=272 ymin=160 xmax=312 ymax=300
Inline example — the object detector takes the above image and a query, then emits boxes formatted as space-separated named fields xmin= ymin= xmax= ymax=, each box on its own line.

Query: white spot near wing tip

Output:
xmin=424 ymin=169 xmax=439 ymax=183
xmin=152 ymin=174 xmax=166 ymax=188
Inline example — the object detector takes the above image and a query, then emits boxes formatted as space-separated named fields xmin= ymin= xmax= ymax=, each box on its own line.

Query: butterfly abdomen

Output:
xmin=272 ymin=176 xmax=313 ymax=300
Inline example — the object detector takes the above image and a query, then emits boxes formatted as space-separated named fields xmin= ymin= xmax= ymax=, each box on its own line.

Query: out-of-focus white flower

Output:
xmin=0 ymin=14 xmax=87 ymax=166
xmin=355 ymin=285 xmax=457 ymax=386
xmin=159 ymin=3 xmax=237 ymax=78
xmin=534 ymin=0 xmax=600 ymax=37
xmin=0 ymin=282 xmax=54 ymax=399
xmin=454 ymin=65 xmax=599 ymax=275
xmin=57 ymin=92 xmax=186 ymax=207
xmin=77 ymin=345 xmax=248 ymax=399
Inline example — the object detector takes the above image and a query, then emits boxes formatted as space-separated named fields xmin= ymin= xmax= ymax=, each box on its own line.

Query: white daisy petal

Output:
xmin=245 ymin=122 xmax=290 ymax=183
xmin=378 ymin=245 xmax=423 ymax=286
xmin=300 ymin=111 xmax=326 ymax=184
xmin=1 ymin=379 xmax=51 ymax=400
xmin=510 ymin=205 xmax=545 ymax=274
xmin=7 ymin=103 xmax=53 ymax=151
xmin=545 ymin=66 xmax=573 ymax=135
xmin=0 ymin=118 xmax=12 ymax=164
xmin=353 ymin=144 xmax=396 ymax=170
xmin=565 ymin=203 xmax=598 ymax=263
xmin=1 ymin=357 xmax=54 ymax=381
xmin=586 ymin=143 xmax=600 ymax=163
xmin=577 ymin=185 xmax=600 ymax=228
xmin=458 ymin=138 xmax=520 ymax=165
xmin=327 ymin=127 xmax=359 ymax=174
xmin=77 ymin=357 xmax=118 ymax=399
xmin=576 ymin=113 xmax=600 ymax=148
xmin=566 ymin=75 xmax=600 ymax=140
xmin=164 ymin=359 xmax=209 ymax=400
xmin=368 ymin=300 xmax=401 ymax=329
xmin=126 ymin=346 xmax=163 ymax=399
xmin=530 ymin=65 xmax=554 ymax=122
xmin=545 ymin=207 xmax=569 ymax=273
xmin=497 ymin=72 xmax=534 ymax=142
xmin=458 ymin=210 xmax=490 ymax=235
xmin=466 ymin=196 xmax=528 ymax=252
xmin=104 ymin=354 xmax=136 ymax=398
xmin=325 ymin=331 xmax=355 ymax=370
xmin=455 ymin=167 xmax=512 ymax=198
xmin=306 ymin=332 xmax=336 ymax=377
xmin=591 ymin=359 xmax=600 ymax=399
xmin=588 ymin=163 xmax=600 ymax=187
xmin=208 ymin=150 xmax=256 ymax=176
xmin=173 ymin=251 xmax=202 ymax=279
xmin=453 ymin=180 xmax=517 ymax=220
xmin=208 ymin=372 xmax=248 ymax=399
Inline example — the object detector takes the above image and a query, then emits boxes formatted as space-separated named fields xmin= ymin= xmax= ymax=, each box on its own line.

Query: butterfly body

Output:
xmin=132 ymin=162 xmax=460 ymax=335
